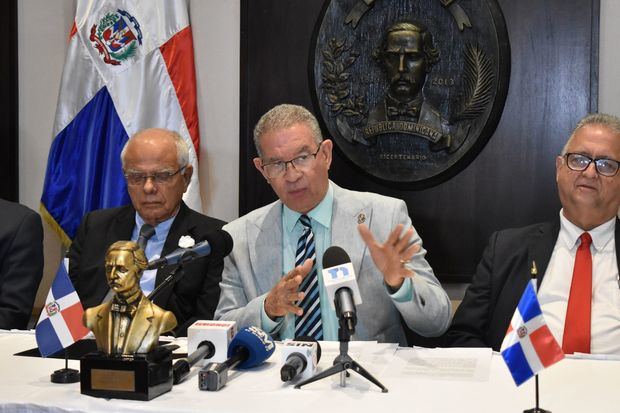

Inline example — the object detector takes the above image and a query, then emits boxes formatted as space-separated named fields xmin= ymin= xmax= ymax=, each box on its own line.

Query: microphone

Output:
xmin=188 ymin=320 xmax=237 ymax=367
xmin=147 ymin=229 xmax=233 ymax=270
xmin=321 ymin=246 xmax=363 ymax=334
xmin=198 ymin=326 xmax=275 ymax=391
xmin=173 ymin=340 xmax=215 ymax=384
xmin=280 ymin=337 xmax=322 ymax=382
xmin=173 ymin=320 xmax=238 ymax=384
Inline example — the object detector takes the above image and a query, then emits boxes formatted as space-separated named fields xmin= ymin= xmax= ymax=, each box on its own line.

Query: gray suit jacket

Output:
xmin=215 ymin=182 xmax=451 ymax=345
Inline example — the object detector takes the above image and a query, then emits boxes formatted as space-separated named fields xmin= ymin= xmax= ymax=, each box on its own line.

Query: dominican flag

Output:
xmin=500 ymin=280 xmax=565 ymax=385
xmin=41 ymin=0 xmax=202 ymax=247
xmin=35 ymin=260 xmax=90 ymax=357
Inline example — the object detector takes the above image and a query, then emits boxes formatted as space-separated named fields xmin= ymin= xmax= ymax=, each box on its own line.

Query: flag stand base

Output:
xmin=50 ymin=350 xmax=80 ymax=383
xmin=51 ymin=368 xmax=80 ymax=383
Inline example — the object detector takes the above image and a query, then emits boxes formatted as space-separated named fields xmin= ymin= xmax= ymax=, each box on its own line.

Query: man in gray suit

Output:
xmin=215 ymin=104 xmax=450 ymax=345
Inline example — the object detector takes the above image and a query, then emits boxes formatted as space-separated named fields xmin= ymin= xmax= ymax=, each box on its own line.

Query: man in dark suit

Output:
xmin=69 ymin=128 xmax=225 ymax=335
xmin=446 ymin=113 xmax=620 ymax=353
xmin=0 ymin=199 xmax=44 ymax=329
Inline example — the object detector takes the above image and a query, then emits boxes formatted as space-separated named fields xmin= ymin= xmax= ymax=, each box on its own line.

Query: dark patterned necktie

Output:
xmin=137 ymin=224 xmax=155 ymax=251
xmin=294 ymin=215 xmax=323 ymax=340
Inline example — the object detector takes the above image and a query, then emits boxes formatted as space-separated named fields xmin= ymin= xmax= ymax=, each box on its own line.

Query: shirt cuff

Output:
xmin=260 ymin=296 xmax=283 ymax=334
xmin=386 ymin=277 xmax=413 ymax=302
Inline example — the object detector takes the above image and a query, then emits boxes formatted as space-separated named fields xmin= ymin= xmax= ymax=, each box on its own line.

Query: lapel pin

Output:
xmin=357 ymin=212 xmax=366 ymax=224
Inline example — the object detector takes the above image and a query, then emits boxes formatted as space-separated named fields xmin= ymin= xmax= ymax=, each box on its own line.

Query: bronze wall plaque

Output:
xmin=312 ymin=0 xmax=510 ymax=185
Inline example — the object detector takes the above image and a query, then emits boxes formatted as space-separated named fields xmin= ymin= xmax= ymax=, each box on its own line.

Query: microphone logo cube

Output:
xmin=321 ymin=262 xmax=363 ymax=308
xmin=281 ymin=340 xmax=318 ymax=381
xmin=188 ymin=320 xmax=237 ymax=367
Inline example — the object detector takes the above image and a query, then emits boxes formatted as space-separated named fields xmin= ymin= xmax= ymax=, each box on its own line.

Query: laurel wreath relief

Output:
xmin=321 ymin=38 xmax=367 ymax=123
xmin=454 ymin=44 xmax=494 ymax=121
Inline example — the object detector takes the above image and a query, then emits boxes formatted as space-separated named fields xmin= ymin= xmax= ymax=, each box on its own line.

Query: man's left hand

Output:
xmin=358 ymin=223 xmax=420 ymax=290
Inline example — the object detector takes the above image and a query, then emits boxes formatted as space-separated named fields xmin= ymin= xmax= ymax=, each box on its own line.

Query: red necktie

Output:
xmin=562 ymin=232 xmax=592 ymax=354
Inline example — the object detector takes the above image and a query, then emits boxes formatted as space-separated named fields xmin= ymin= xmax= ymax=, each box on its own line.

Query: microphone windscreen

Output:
xmin=322 ymin=246 xmax=351 ymax=268
xmin=204 ymin=229 xmax=234 ymax=258
xmin=294 ymin=336 xmax=322 ymax=363
xmin=228 ymin=326 xmax=275 ymax=369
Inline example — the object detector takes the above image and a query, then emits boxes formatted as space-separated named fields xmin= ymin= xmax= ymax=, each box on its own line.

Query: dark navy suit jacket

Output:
xmin=69 ymin=201 xmax=225 ymax=335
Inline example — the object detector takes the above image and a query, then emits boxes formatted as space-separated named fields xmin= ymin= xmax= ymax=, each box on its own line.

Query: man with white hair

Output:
xmin=69 ymin=128 xmax=225 ymax=335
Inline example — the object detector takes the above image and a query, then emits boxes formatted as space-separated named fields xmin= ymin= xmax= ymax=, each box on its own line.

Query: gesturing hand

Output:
xmin=357 ymin=223 xmax=420 ymax=289
xmin=264 ymin=258 xmax=313 ymax=319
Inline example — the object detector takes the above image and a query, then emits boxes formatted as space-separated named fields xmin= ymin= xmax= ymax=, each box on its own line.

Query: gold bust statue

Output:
xmin=83 ymin=241 xmax=177 ymax=356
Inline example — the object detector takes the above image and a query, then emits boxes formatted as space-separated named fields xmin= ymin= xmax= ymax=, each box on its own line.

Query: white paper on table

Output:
xmin=316 ymin=341 xmax=399 ymax=375
xmin=385 ymin=346 xmax=492 ymax=381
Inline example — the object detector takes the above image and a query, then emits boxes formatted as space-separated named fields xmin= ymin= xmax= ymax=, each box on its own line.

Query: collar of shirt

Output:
xmin=558 ymin=209 xmax=616 ymax=252
xmin=283 ymin=182 xmax=334 ymax=234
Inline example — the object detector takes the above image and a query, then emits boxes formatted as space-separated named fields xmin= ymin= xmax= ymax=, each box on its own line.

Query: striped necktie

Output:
xmin=294 ymin=214 xmax=323 ymax=340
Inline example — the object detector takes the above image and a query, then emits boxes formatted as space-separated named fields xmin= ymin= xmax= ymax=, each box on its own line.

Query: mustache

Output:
xmin=390 ymin=73 xmax=417 ymax=85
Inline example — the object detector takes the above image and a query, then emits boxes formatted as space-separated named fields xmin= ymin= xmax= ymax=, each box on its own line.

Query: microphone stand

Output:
xmin=147 ymin=265 xmax=186 ymax=302
xmin=294 ymin=318 xmax=388 ymax=393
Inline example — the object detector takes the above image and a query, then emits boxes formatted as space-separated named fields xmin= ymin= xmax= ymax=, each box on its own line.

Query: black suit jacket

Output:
xmin=445 ymin=218 xmax=620 ymax=351
xmin=68 ymin=202 xmax=225 ymax=335
xmin=0 ymin=199 xmax=44 ymax=329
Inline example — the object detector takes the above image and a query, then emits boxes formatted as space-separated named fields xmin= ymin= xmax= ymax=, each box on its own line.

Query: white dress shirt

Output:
xmin=538 ymin=211 xmax=620 ymax=354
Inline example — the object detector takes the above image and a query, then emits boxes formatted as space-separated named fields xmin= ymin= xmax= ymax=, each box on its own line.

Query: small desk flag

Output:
xmin=35 ymin=259 xmax=90 ymax=357
xmin=500 ymin=280 xmax=564 ymax=385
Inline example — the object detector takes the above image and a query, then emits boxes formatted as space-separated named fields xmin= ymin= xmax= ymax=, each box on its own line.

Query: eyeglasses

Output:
xmin=260 ymin=142 xmax=323 ymax=179
xmin=564 ymin=153 xmax=620 ymax=177
xmin=124 ymin=166 xmax=187 ymax=186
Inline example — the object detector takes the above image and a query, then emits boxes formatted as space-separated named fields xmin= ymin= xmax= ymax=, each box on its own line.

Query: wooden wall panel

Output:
xmin=240 ymin=0 xmax=599 ymax=283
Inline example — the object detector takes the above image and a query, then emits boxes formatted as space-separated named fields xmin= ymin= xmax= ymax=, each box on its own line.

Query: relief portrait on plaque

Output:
xmin=312 ymin=0 xmax=510 ymax=185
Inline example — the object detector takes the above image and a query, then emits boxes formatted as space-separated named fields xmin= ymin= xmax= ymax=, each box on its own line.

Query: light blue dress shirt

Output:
xmin=131 ymin=213 xmax=176 ymax=295
xmin=260 ymin=182 xmax=414 ymax=340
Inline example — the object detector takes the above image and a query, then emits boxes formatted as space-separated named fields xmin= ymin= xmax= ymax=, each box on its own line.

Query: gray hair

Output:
xmin=561 ymin=113 xmax=620 ymax=155
xmin=121 ymin=128 xmax=189 ymax=168
xmin=253 ymin=104 xmax=323 ymax=157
